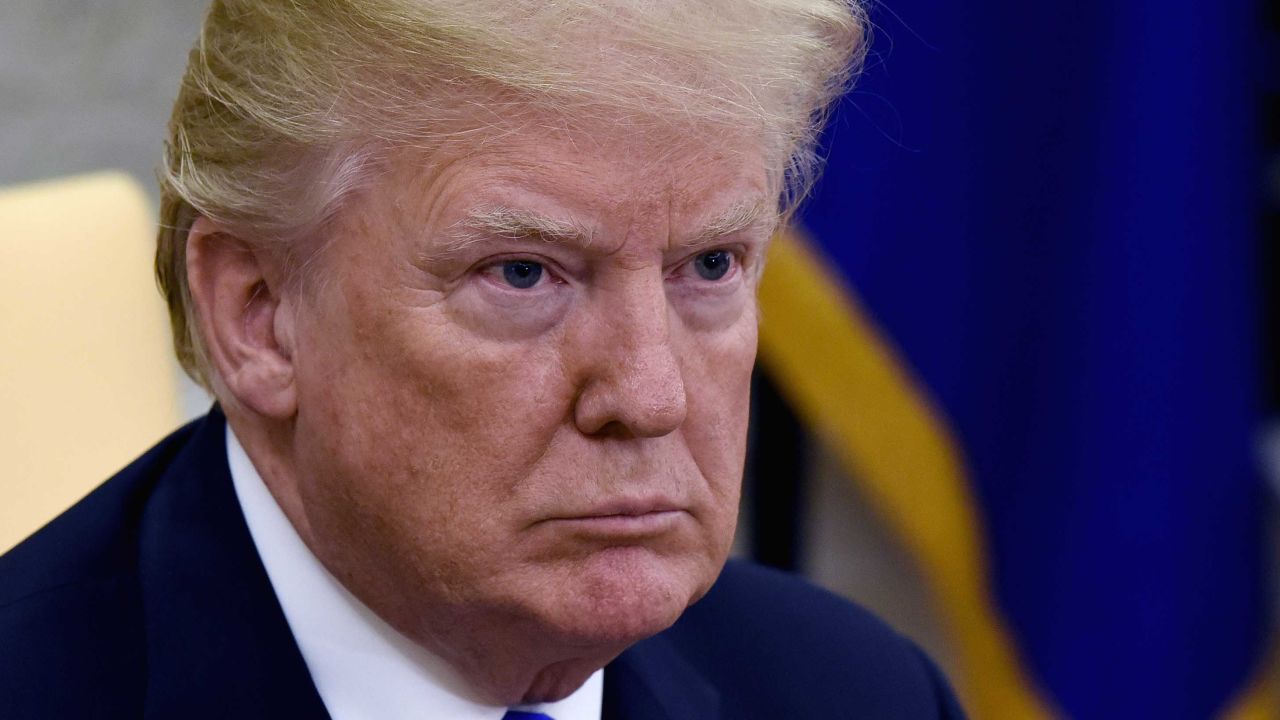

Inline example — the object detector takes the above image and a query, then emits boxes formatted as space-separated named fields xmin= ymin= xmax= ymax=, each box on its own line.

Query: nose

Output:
xmin=572 ymin=275 xmax=688 ymax=438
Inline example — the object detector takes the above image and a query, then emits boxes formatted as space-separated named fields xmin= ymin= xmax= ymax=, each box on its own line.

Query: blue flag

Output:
xmin=757 ymin=1 xmax=1271 ymax=716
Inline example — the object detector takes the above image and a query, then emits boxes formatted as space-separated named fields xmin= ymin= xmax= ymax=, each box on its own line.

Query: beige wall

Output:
xmin=0 ymin=1 xmax=213 ymax=416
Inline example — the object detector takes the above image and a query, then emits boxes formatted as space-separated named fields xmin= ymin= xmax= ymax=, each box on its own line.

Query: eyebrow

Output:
xmin=464 ymin=207 xmax=596 ymax=245
xmin=692 ymin=200 xmax=775 ymax=245
xmin=431 ymin=199 xmax=775 ymax=260
xmin=427 ymin=207 xmax=595 ymax=260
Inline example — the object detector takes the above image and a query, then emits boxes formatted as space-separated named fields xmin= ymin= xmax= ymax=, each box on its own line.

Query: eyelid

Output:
xmin=475 ymin=252 xmax=561 ymax=274
xmin=667 ymin=245 xmax=746 ymax=280
xmin=476 ymin=255 xmax=567 ymax=290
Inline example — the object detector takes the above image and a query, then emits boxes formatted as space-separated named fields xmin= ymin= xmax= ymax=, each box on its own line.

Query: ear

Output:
xmin=185 ymin=216 xmax=297 ymax=419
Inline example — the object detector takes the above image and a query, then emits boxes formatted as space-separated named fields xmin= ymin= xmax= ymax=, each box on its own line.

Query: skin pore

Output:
xmin=186 ymin=122 xmax=776 ymax=705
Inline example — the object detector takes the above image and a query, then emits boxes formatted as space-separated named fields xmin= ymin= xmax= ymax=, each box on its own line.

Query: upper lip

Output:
xmin=557 ymin=496 xmax=684 ymax=519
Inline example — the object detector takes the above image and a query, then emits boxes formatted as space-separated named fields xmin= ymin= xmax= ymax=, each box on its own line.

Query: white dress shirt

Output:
xmin=226 ymin=428 xmax=603 ymax=720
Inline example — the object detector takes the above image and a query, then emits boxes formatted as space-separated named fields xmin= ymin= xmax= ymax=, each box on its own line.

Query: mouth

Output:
xmin=541 ymin=498 xmax=688 ymax=537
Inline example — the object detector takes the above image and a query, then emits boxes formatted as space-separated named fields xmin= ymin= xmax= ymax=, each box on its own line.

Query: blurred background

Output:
xmin=0 ymin=1 xmax=1276 ymax=717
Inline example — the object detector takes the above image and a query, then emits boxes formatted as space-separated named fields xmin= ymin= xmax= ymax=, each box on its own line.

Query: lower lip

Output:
xmin=551 ymin=510 xmax=685 ymax=536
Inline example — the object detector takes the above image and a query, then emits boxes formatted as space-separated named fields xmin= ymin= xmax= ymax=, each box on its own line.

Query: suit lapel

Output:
xmin=603 ymin=631 xmax=721 ymax=720
xmin=137 ymin=409 xmax=330 ymax=719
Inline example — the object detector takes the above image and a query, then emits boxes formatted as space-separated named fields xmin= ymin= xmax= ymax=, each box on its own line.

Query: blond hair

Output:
xmin=157 ymin=0 xmax=867 ymax=389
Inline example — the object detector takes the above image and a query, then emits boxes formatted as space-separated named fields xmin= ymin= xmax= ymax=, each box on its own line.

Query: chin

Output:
xmin=534 ymin=545 xmax=721 ymax=648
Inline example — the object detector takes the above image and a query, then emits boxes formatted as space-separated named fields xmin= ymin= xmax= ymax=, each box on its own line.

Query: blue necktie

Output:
xmin=502 ymin=713 xmax=555 ymax=720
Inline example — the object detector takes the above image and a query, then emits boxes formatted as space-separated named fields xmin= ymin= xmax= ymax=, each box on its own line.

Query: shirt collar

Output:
xmin=226 ymin=426 xmax=603 ymax=720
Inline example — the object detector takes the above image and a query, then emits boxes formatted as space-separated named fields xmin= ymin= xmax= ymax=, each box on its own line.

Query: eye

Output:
xmin=692 ymin=250 xmax=733 ymax=281
xmin=498 ymin=259 xmax=545 ymax=289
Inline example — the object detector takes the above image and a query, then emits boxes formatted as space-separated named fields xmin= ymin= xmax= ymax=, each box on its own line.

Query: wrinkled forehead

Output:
xmin=369 ymin=116 xmax=779 ymax=250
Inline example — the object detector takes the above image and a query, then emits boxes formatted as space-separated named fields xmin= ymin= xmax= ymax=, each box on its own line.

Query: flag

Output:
xmin=757 ymin=1 xmax=1273 ymax=716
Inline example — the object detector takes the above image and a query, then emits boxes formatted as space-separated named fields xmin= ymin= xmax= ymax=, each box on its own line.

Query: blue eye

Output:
xmin=693 ymin=250 xmax=732 ymax=281
xmin=501 ymin=260 xmax=544 ymax=289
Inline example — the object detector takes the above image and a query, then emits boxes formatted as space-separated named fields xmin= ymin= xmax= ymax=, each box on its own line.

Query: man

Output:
xmin=0 ymin=1 xmax=963 ymax=717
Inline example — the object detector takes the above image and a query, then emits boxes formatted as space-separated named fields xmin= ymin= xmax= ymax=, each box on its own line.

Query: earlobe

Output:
xmin=185 ymin=216 xmax=298 ymax=419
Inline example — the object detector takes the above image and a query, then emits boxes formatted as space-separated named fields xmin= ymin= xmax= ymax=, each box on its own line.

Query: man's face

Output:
xmin=284 ymin=124 xmax=771 ymax=669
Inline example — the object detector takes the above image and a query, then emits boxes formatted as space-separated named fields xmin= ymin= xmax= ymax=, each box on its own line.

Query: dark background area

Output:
xmin=749 ymin=0 xmax=1280 ymax=583
xmin=1265 ymin=0 xmax=1280 ymax=414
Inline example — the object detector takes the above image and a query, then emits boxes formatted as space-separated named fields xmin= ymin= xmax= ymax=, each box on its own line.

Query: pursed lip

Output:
xmin=538 ymin=497 xmax=688 ymax=535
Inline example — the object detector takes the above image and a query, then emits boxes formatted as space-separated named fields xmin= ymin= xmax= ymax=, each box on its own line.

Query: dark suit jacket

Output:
xmin=0 ymin=409 xmax=964 ymax=719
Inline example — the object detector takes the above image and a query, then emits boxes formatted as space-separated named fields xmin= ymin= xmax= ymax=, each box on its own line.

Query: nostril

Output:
xmin=592 ymin=419 xmax=635 ymax=439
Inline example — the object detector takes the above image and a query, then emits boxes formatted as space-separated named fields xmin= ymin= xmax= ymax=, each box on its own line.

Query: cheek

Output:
xmin=289 ymin=285 xmax=577 ymax=559
xmin=301 ymin=270 xmax=570 ymax=444
xmin=681 ymin=306 xmax=758 ymax=515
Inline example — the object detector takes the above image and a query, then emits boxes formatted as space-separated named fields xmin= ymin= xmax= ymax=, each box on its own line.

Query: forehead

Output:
xmin=383 ymin=121 xmax=775 ymax=244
